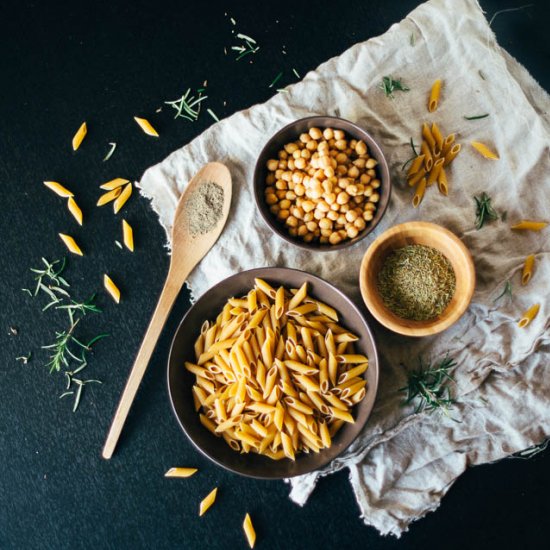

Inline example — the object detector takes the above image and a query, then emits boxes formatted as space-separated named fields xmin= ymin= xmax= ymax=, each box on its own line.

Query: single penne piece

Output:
xmin=315 ymin=333 xmax=328 ymax=357
xmin=300 ymin=327 xmax=315 ymax=351
xmin=134 ymin=116 xmax=159 ymax=137
xmin=97 ymin=186 xmax=122 ymax=206
xmin=122 ymin=219 xmax=134 ymax=251
xmin=407 ymin=166 xmax=426 ymax=187
xmin=100 ymin=177 xmax=130 ymax=190
xmin=319 ymin=358 xmax=329 ymax=393
xmin=288 ymin=282 xmax=308 ymax=310
xmin=437 ymin=167 xmax=449 ymax=196
xmin=262 ymin=366 xmax=278 ymax=399
xmin=329 ymin=407 xmax=355 ymax=423
xmin=229 ymin=298 xmax=248 ymax=308
xmin=113 ymin=182 xmax=133 ymax=214
xmin=243 ymin=514 xmax=256 ymax=549
xmin=426 ymin=158 xmax=444 ymax=186
xmin=511 ymin=220 xmax=548 ymax=231
xmin=103 ymin=274 xmax=121 ymax=303
xmin=273 ymin=401 xmax=285 ymax=431
xmin=287 ymin=303 xmax=317 ymax=317
xmin=199 ymin=488 xmax=217 ymax=516
xmin=336 ymin=353 xmax=368 ymax=364
xmin=443 ymin=144 xmax=461 ymax=166
xmin=471 ymin=141 xmax=499 ymax=160
xmin=295 ymin=344 xmax=307 ymax=364
xmin=254 ymin=277 xmax=276 ymax=299
xmin=328 ymin=418 xmax=345 ymax=437
xmin=284 ymin=360 xmax=317 ymax=376
xmin=325 ymin=329 xmax=336 ymax=356
xmin=275 ymin=286 xmax=285 ymax=319
xmin=284 ymin=396 xmax=314 ymax=415
xmin=294 ymin=374 xmax=320 ymax=392
xmin=420 ymin=141 xmax=433 ymax=172
xmin=323 ymin=392 xmax=348 ymax=411
xmin=44 ymin=180 xmax=74 ymax=197
xmin=214 ymin=398 xmax=227 ymax=422
xmin=428 ymin=78 xmax=442 ymax=112
xmin=280 ymin=431 xmax=295 ymax=461
xmin=341 ymin=379 xmax=368 ymax=399
xmin=406 ymin=154 xmax=425 ymax=177
xmin=67 ymin=197 xmax=83 ymax=225
xmin=351 ymin=387 xmax=366 ymax=404
xmin=441 ymin=133 xmax=455 ymax=156
xmin=192 ymin=385 xmax=207 ymax=407
xmin=192 ymin=388 xmax=201 ymax=411
xmin=185 ymin=362 xmax=214 ymax=380
xmin=199 ymin=414 xmax=218 ymax=436
xmin=328 ymin=353 xmax=338 ymax=387
xmin=412 ymin=177 xmax=427 ymax=208
xmin=164 ymin=467 xmax=197 ymax=478
xmin=214 ymin=415 xmax=243 ymax=433
xmin=234 ymin=430 xmax=261 ymax=448
xmin=246 ymin=309 xmax=267 ymax=332
xmin=338 ymin=363 xmax=368 ymax=384
xmin=518 ymin=304 xmax=540 ymax=328
xmin=431 ymin=122 xmax=444 ymax=154
xmin=247 ymin=289 xmax=257 ymax=313
xmin=319 ymin=420 xmax=331 ymax=448
xmin=521 ymin=254 xmax=536 ymax=286
xmin=421 ymin=123 xmax=436 ymax=153
xmin=58 ymin=233 xmax=83 ymax=256
xmin=334 ymin=332 xmax=359 ymax=343
xmin=305 ymin=297 xmax=339 ymax=322
xmin=72 ymin=122 xmax=87 ymax=151
xmin=223 ymin=433 xmax=241 ymax=452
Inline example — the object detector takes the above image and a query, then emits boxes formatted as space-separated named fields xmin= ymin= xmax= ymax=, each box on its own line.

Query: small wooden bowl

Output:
xmin=359 ymin=222 xmax=475 ymax=337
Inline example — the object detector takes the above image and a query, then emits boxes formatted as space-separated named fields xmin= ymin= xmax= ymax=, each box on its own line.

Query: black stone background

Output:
xmin=1 ymin=1 xmax=549 ymax=548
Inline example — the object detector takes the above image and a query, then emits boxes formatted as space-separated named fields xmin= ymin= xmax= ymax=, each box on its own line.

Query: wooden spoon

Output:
xmin=102 ymin=162 xmax=232 ymax=459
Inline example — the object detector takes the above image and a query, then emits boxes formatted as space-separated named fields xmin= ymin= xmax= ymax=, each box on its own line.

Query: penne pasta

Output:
xmin=443 ymin=144 xmax=461 ymax=166
xmin=122 ymin=219 xmax=134 ymax=251
xmin=407 ymin=166 xmax=427 ymax=188
xmin=511 ymin=220 xmax=548 ymax=231
xmin=420 ymin=141 xmax=433 ymax=172
xmin=471 ymin=141 xmax=499 ymax=160
xmin=103 ymin=274 xmax=121 ymax=303
xmin=518 ymin=304 xmax=540 ymax=328
xmin=199 ymin=488 xmax=217 ymax=516
xmin=59 ymin=233 xmax=83 ymax=256
xmin=164 ymin=467 xmax=197 ymax=478
xmin=407 ymin=154 xmax=426 ymax=177
xmin=134 ymin=116 xmax=159 ymax=137
xmin=521 ymin=255 xmax=535 ymax=286
xmin=100 ymin=177 xmax=129 ymax=191
xmin=426 ymin=158 xmax=444 ymax=186
xmin=97 ymin=186 xmax=122 ymax=206
xmin=113 ymin=182 xmax=133 ymax=214
xmin=412 ymin=177 xmax=427 ymax=208
xmin=437 ymin=167 xmax=449 ymax=196
xmin=67 ymin=197 xmax=83 ymax=225
xmin=71 ymin=122 xmax=87 ymax=151
xmin=421 ymin=123 xmax=436 ymax=153
xmin=44 ymin=181 xmax=73 ymax=197
xmin=428 ymin=79 xmax=442 ymax=112
xmin=431 ymin=122 xmax=444 ymax=153
xmin=243 ymin=514 xmax=256 ymax=549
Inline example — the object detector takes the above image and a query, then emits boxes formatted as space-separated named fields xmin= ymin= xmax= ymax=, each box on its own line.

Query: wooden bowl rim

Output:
xmin=359 ymin=221 xmax=475 ymax=337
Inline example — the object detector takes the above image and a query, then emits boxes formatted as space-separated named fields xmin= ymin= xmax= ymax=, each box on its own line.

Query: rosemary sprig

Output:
xmin=380 ymin=76 xmax=410 ymax=98
xmin=464 ymin=114 xmax=489 ymax=120
xmin=231 ymin=33 xmax=259 ymax=61
xmin=399 ymin=354 xmax=458 ymax=419
xmin=26 ymin=257 xmax=69 ymax=297
xmin=56 ymin=294 xmax=102 ymax=316
xmin=42 ymin=319 xmax=81 ymax=373
xmin=103 ymin=142 xmax=117 ymax=162
xmin=401 ymin=137 xmax=419 ymax=171
xmin=165 ymin=89 xmax=208 ymax=122
xmin=474 ymin=192 xmax=499 ymax=229
xmin=493 ymin=280 xmax=513 ymax=304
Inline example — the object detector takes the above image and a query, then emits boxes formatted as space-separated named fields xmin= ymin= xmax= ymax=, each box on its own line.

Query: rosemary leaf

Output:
xmin=380 ymin=76 xmax=410 ymax=98
xmin=474 ymin=192 xmax=499 ymax=229
xmin=493 ymin=280 xmax=513 ymax=304
xmin=269 ymin=72 xmax=283 ymax=88
xmin=103 ymin=142 xmax=117 ymax=162
xmin=464 ymin=114 xmax=490 ymax=120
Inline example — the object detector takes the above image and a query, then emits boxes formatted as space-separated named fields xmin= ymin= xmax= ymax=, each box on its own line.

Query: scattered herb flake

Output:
xmin=493 ymin=280 xmax=513 ymax=304
xmin=464 ymin=114 xmax=490 ymax=120
xmin=115 ymin=240 xmax=123 ymax=249
xmin=16 ymin=352 xmax=32 ymax=364
xmin=489 ymin=4 xmax=533 ymax=27
xmin=410 ymin=33 xmax=415 ymax=46
xmin=292 ymin=68 xmax=301 ymax=79
xmin=474 ymin=192 xmax=499 ymax=229
xmin=379 ymin=76 xmax=410 ymax=98
xmin=103 ymin=142 xmax=117 ymax=162
xmin=207 ymin=109 xmax=220 ymax=122
xmin=478 ymin=69 xmax=486 ymax=80
xmin=269 ymin=72 xmax=283 ymax=88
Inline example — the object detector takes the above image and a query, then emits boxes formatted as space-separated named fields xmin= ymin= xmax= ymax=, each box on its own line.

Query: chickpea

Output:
xmin=294 ymin=183 xmax=305 ymax=197
xmin=288 ymin=227 xmax=298 ymax=237
xmin=316 ymin=200 xmax=330 ymax=213
xmin=306 ymin=140 xmax=317 ymax=151
xmin=309 ymin=188 xmax=322 ymax=200
xmin=345 ymin=210 xmax=358 ymax=223
xmin=297 ymin=224 xmax=308 ymax=236
xmin=267 ymin=159 xmax=278 ymax=171
xmin=334 ymin=152 xmax=346 ymax=165
xmin=301 ymin=200 xmax=315 ymax=213
xmin=347 ymin=165 xmax=359 ymax=179
xmin=371 ymin=179 xmax=381 ymax=189
xmin=313 ymin=209 xmax=324 ymax=220
xmin=279 ymin=199 xmax=291 ymax=209
xmin=292 ymin=206 xmax=304 ymax=219
xmin=365 ymin=202 xmax=376 ymax=211
xmin=337 ymin=215 xmax=347 ymax=226
xmin=313 ymin=228 xmax=321 ymax=237
xmin=275 ymin=169 xmax=284 ymax=180
xmin=276 ymin=190 xmax=286 ymax=199
xmin=270 ymin=204 xmax=280 ymax=214
xmin=278 ymin=160 xmax=287 ymax=170
xmin=328 ymin=138 xmax=336 ymax=147
xmin=294 ymin=157 xmax=306 ymax=170
xmin=275 ymin=180 xmax=287 ymax=190
xmin=363 ymin=210 xmax=374 ymax=221
xmin=366 ymin=158 xmax=378 ymax=169
xmin=370 ymin=192 xmax=380 ymax=203
xmin=347 ymin=184 xmax=358 ymax=197
xmin=336 ymin=165 xmax=348 ymax=176
xmin=360 ymin=173 xmax=371 ymax=185
xmin=354 ymin=217 xmax=366 ymax=230
xmin=281 ymin=171 xmax=292 ymax=182
xmin=353 ymin=158 xmax=366 ymax=169
xmin=355 ymin=184 xmax=365 ymax=195
xmin=335 ymin=139 xmax=347 ymax=151
xmin=303 ymin=212 xmax=314 ymax=222
xmin=340 ymin=203 xmax=350 ymax=213
xmin=327 ymin=210 xmax=338 ymax=221
xmin=278 ymin=150 xmax=288 ymax=160
xmin=355 ymin=141 xmax=367 ymax=156
xmin=352 ymin=196 xmax=363 ymax=205
xmin=325 ymin=192 xmax=336 ymax=205
xmin=278 ymin=209 xmax=290 ymax=220
xmin=309 ymin=127 xmax=323 ymax=140
xmin=336 ymin=191 xmax=350 ymax=205
xmin=320 ymin=181 xmax=331 ymax=195
xmin=320 ymin=228 xmax=332 ymax=238
xmin=364 ymin=185 xmax=373 ymax=197
xmin=286 ymin=215 xmax=299 ymax=228
xmin=287 ymin=159 xmax=295 ymax=171
xmin=285 ymin=142 xmax=299 ymax=154
xmin=306 ymin=221 xmax=318 ymax=232
xmin=367 ymin=168 xmax=376 ymax=177
xmin=266 ymin=173 xmax=276 ymax=185
xmin=303 ymin=233 xmax=314 ymax=243
xmin=301 ymin=149 xmax=311 ymax=159
xmin=333 ymin=129 xmax=345 ymax=140
xmin=291 ymin=172 xmax=303 ymax=185
xmin=292 ymin=150 xmax=301 ymax=160
xmin=319 ymin=218 xmax=333 ymax=230
xmin=330 ymin=202 xmax=339 ymax=211
xmin=313 ymin=168 xmax=325 ymax=181
xmin=265 ymin=193 xmax=278 ymax=205
xmin=323 ymin=128 xmax=334 ymax=140
xmin=299 ymin=133 xmax=311 ymax=143
xmin=324 ymin=166 xmax=335 ymax=179
xmin=319 ymin=236 xmax=329 ymax=244
xmin=329 ymin=233 xmax=342 ymax=245
xmin=346 ymin=225 xmax=359 ymax=239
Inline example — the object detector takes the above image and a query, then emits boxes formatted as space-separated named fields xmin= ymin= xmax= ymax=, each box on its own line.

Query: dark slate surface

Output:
xmin=1 ymin=1 xmax=548 ymax=548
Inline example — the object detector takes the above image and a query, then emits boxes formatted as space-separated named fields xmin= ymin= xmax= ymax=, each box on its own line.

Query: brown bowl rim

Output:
xmin=359 ymin=221 xmax=476 ymax=337
xmin=167 ymin=266 xmax=379 ymax=479
xmin=253 ymin=115 xmax=392 ymax=252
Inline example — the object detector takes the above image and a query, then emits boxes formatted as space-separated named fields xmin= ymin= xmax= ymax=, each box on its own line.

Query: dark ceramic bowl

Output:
xmin=253 ymin=116 xmax=391 ymax=251
xmin=167 ymin=267 xmax=379 ymax=479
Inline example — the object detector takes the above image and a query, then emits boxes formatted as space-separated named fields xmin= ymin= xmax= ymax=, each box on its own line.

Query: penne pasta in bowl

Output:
xmin=167 ymin=267 xmax=379 ymax=479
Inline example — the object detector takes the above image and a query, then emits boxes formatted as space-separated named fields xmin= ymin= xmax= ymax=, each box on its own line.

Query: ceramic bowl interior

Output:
xmin=359 ymin=221 xmax=476 ymax=337
xmin=253 ymin=116 xmax=391 ymax=251
xmin=168 ymin=267 xmax=379 ymax=479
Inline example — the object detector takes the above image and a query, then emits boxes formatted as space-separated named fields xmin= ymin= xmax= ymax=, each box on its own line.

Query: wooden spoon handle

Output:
xmin=102 ymin=272 xmax=186 ymax=459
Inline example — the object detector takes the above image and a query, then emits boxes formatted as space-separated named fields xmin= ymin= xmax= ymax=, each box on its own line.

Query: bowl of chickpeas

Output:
xmin=253 ymin=116 xmax=391 ymax=250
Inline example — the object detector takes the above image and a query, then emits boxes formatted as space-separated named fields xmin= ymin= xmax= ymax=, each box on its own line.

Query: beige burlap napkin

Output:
xmin=139 ymin=0 xmax=550 ymax=536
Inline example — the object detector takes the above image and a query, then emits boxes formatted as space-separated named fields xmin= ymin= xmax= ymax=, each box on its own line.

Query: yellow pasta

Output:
xmin=431 ymin=122 xmax=444 ymax=153
xmin=511 ymin=220 xmax=548 ymax=231
xmin=471 ymin=141 xmax=499 ymax=160
xmin=441 ymin=133 xmax=455 ymax=156
xmin=71 ymin=122 xmax=87 ymax=151
xmin=426 ymin=158 xmax=444 ymax=186
xmin=164 ymin=467 xmax=197 ymax=478
xmin=428 ymin=79 xmax=442 ymax=112
xmin=67 ymin=197 xmax=83 ymax=225
xmin=186 ymin=281 xmax=368 ymax=461
xmin=97 ymin=186 xmax=122 ymax=206
xmin=407 ymin=167 xmax=426 ymax=188
xmin=412 ymin=177 xmax=427 ymax=208
xmin=437 ymin=167 xmax=449 ymax=196
xmin=59 ymin=233 xmax=83 ymax=256
xmin=100 ymin=177 xmax=130 ymax=191
xmin=521 ymin=255 xmax=535 ymax=286
xmin=122 ymin=219 xmax=134 ymax=251
xmin=443 ymin=144 xmax=461 ymax=166
xmin=518 ymin=304 xmax=540 ymax=328
xmin=103 ymin=274 xmax=121 ymax=303
xmin=243 ymin=514 xmax=256 ymax=549
xmin=406 ymin=154 xmax=426 ymax=178
xmin=134 ymin=116 xmax=159 ymax=137
xmin=44 ymin=181 xmax=74 ymax=197
xmin=420 ymin=141 xmax=433 ymax=171
xmin=199 ymin=487 xmax=217 ymax=516
xmin=114 ymin=182 xmax=133 ymax=214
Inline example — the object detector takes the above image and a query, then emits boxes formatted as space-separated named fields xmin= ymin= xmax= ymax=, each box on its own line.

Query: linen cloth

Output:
xmin=139 ymin=0 xmax=550 ymax=536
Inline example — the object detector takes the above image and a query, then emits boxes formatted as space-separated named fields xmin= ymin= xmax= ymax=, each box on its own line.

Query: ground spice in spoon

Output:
xmin=185 ymin=181 xmax=224 ymax=236
xmin=377 ymin=244 xmax=456 ymax=321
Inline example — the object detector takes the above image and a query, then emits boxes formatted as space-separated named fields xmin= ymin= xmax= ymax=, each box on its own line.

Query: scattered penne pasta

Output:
xmin=44 ymin=181 xmax=74 ymax=197
xmin=243 ymin=513 xmax=256 ymax=548
xmin=521 ymin=255 xmax=535 ymax=286
xmin=412 ymin=177 xmax=427 ymax=208
xmin=199 ymin=487 xmax=218 ymax=516
xmin=122 ymin=219 xmax=134 ymax=251
xmin=71 ymin=122 xmax=87 ymax=151
xmin=164 ymin=467 xmax=197 ymax=478
xmin=511 ymin=220 xmax=548 ymax=231
xmin=471 ymin=141 xmax=499 ymax=160
xmin=100 ymin=177 xmax=130 ymax=191
xmin=186 ymin=280 xmax=368 ymax=461
xmin=428 ymin=79 xmax=442 ymax=112
xmin=97 ymin=187 xmax=122 ymax=206
xmin=518 ymin=304 xmax=540 ymax=328
xmin=67 ymin=197 xmax=83 ymax=225
xmin=134 ymin=116 xmax=159 ymax=137
xmin=114 ymin=183 xmax=132 ymax=214
xmin=59 ymin=233 xmax=83 ymax=256
xmin=103 ymin=274 xmax=121 ymax=303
